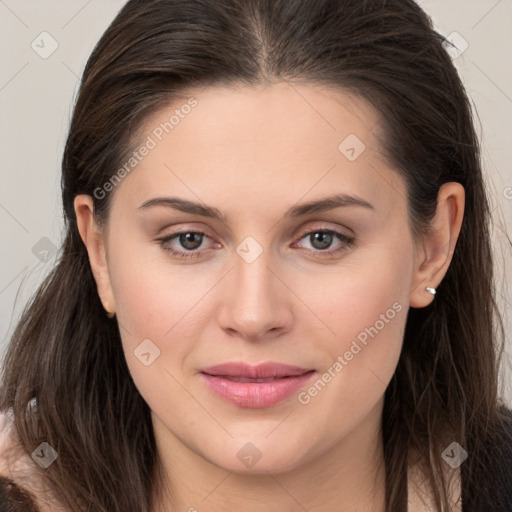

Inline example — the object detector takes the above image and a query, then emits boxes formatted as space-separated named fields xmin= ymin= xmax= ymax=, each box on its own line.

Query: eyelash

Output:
xmin=157 ymin=228 xmax=355 ymax=260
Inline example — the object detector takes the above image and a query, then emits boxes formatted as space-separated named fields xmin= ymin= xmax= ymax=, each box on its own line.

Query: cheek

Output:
xmin=106 ymin=241 xmax=216 ymax=390
xmin=292 ymin=284 xmax=407 ymax=453
xmin=108 ymin=235 xmax=207 ymax=336
xmin=108 ymin=256 xmax=201 ymax=415
xmin=294 ymin=242 xmax=412 ymax=403
xmin=296 ymin=238 xmax=413 ymax=342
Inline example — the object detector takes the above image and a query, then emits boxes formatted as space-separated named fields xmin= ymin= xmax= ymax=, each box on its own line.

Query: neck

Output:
xmin=152 ymin=400 xmax=387 ymax=512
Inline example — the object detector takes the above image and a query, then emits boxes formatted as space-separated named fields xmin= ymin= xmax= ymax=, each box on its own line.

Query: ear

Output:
xmin=74 ymin=195 xmax=116 ymax=316
xmin=409 ymin=182 xmax=465 ymax=308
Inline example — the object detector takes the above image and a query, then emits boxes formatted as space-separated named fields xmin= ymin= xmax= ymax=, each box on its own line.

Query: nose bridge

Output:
xmin=217 ymin=244 xmax=292 ymax=339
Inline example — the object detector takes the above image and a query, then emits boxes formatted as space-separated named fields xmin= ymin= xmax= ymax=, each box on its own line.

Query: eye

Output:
xmin=157 ymin=227 xmax=355 ymax=261
xmin=293 ymin=228 xmax=354 ymax=256
xmin=157 ymin=231 xmax=217 ymax=259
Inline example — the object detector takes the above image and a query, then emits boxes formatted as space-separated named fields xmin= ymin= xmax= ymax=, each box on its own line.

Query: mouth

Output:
xmin=199 ymin=362 xmax=316 ymax=408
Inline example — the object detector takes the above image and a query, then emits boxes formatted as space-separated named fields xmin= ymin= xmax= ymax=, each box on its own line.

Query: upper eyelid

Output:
xmin=159 ymin=219 xmax=353 ymax=237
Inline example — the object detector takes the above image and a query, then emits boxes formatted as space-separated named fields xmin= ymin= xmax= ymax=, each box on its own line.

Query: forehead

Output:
xmin=110 ymin=82 xmax=406 ymax=218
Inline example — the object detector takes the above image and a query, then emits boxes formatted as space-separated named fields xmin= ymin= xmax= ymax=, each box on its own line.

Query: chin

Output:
xmin=203 ymin=437 xmax=310 ymax=475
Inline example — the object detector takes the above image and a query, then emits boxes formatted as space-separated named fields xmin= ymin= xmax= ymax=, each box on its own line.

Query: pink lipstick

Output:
xmin=200 ymin=362 xmax=316 ymax=408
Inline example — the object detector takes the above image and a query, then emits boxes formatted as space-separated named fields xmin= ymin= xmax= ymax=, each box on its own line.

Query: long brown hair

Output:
xmin=1 ymin=0 xmax=509 ymax=510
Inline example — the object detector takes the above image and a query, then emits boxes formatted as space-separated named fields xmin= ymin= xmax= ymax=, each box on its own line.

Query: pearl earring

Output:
xmin=103 ymin=300 xmax=115 ymax=319
xmin=425 ymin=287 xmax=436 ymax=296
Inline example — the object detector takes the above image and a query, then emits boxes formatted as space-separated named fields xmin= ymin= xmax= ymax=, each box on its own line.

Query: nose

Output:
xmin=216 ymin=250 xmax=294 ymax=342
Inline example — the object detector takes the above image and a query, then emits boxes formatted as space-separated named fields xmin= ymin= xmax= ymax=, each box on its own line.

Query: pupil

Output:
xmin=311 ymin=232 xmax=332 ymax=250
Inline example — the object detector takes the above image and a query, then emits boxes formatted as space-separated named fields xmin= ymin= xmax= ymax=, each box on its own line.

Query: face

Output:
xmin=87 ymin=82 xmax=421 ymax=473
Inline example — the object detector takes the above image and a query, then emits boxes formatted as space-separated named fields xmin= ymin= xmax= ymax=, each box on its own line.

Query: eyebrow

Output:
xmin=137 ymin=193 xmax=374 ymax=221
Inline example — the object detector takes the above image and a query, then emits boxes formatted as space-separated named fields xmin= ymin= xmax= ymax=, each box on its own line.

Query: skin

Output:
xmin=75 ymin=82 xmax=465 ymax=512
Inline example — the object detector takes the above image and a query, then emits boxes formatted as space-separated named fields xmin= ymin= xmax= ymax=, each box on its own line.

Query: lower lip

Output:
xmin=200 ymin=371 xmax=316 ymax=408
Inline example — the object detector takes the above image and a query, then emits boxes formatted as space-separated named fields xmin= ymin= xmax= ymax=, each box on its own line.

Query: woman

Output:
xmin=0 ymin=0 xmax=511 ymax=510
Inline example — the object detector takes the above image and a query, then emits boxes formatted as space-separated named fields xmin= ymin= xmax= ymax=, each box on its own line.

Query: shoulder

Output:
xmin=0 ymin=408 xmax=49 ymax=512
xmin=462 ymin=405 xmax=512 ymax=511
xmin=0 ymin=474 xmax=40 ymax=511
xmin=408 ymin=407 xmax=512 ymax=511
xmin=0 ymin=408 xmax=21 ymax=475
xmin=0 ymin=408 xmax=35 ymax=480
xmin=407 ymin=463 xmax=462 ymax=512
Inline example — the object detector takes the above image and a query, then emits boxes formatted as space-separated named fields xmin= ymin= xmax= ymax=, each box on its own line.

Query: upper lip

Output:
xmin=200 ymin=362 xmax=313 ymax=379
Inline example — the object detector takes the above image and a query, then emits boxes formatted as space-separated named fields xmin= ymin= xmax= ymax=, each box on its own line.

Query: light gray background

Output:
xmin=1 ymin=1 xmax=511 ymax=404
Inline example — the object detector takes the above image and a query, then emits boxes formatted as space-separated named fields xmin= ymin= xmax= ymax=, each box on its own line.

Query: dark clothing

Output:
xmin=459 ymin=407 xmax=512 ymax=511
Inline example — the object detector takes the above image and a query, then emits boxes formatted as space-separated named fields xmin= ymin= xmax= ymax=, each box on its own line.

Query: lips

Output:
xmin=200 ymin=362 xmax=316 ymax=408
xmin=201 ymin=362 xmax=312 ymax=379
xmin=220 ymin=376 xmax=285 ymax=383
